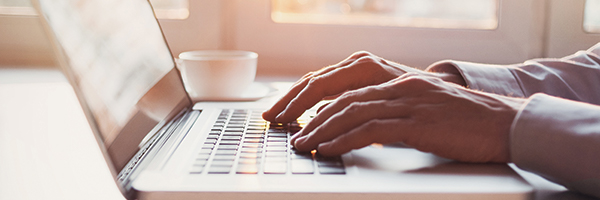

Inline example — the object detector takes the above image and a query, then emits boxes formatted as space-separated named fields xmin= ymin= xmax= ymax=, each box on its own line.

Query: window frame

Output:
xmin=544 ymin=0 xmax=600 ymax=58
xmin=225 ymin=0 xmax=548 ymax=76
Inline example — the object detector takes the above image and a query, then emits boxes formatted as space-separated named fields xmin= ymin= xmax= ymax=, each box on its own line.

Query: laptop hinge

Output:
xmin=116 ymin=107 xmax=200 ymax=199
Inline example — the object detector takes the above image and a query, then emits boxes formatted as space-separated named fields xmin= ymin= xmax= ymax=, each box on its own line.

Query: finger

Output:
xmin=290 ymin=82 xmax=401 ymax=144
xmin=275 ymin=56 xmax=400 ymax=122
xmin=289 ymin=85 xmax=390 ymax=144
xmin=316 ymin=102 xmax=331 ymax=114
xmin=293 ymin=99 xmax=412 ymax=151
xmin=262 ymin=75 xmax=312 ymax=121
xmin=316 ymin=118 xmax=406 ymax=156
xmin=291 ymin=75 xmax=442 ymax=145
xmin=262 ymin=52 xmax=372 ymax=121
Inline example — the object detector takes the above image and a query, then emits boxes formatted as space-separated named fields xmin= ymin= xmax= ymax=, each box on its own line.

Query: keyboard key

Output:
xmin=215 ymin=149 xmax=237 ymax=155
xmin=207 ymin=135 xmax=219 ymax=139
xmin=267 ymin=131 xmax=287 ymax=136
xmin=241 ymin=143 xmax=262 ymax=148
xmin=290 ymin=153 xmax=312 ymax=160
xmin=223 ymin=131 xmax=243 ymax=136
xmin=229 ymin=117 xmax=246 ymax=122
xmin=247 ymin=126 xmax=266 ymax=130
xmin=208 ymin=166 xmax=231 ymax=174
xmin=236 ymin=164 xmax=259 ymax=174
xmin=243 ymin=138 xmax=264 ymax=143
xmin=226 ymin=127 xmax=245 ymax=131
xmin=194 ymin=159 xmax=209 ymax=165
xmin=245 ymin=130 xmax=265 ymax=134
xmin=222 ymin=135 xmax=242 ymax=140
xmin=204 ymin=138 xmax=218 ymax=144
xmin=240 ymin=148 xmax=262 ymax=153
xmin=267 ymin=138 xmax=287 ymax=142
xmin=211 ymin=160 xmax=234 ymax=167
xmin=190 ymin=165 xmax=205 ymax=174
xmin=316 ymin=160 xmax=344 ymax=167
xmin=267 ymin=142 xmax=287 ymax=147
xmin=265 ymin=152 xmax=287 ymax=157
xmin=318 ymin=166 xmax=346 ymax=175
xmin=213 ymin=155 xmax=236 ymax=161
xmin=244 ymin=134 xmax=264 ymax=138
xmin=240 ymin=152 xmax=262 ymax=159
xmin=196 ymin=154 xmax=211 ymax=160
xmin=291 ymin=160 xmax=314 ymax=174
xmin=238 ymin=158 xmax=261 ymax=164
xmin=226 ymin=125 xmax=245 ymax=129
xmin=264 ymin=162 xmax=287 ymax=174
xmin=265 ymin=146 xmax=287 ymax=152
xmin=265 ymin=157 xmax=287 ymax=163
xmin=216 ymin=145 xmax=238 ymax=150
xmin=220 ymin=140 xmax=240 ymax=145
xmin=249 ymin=120 xmax=266 ymax=124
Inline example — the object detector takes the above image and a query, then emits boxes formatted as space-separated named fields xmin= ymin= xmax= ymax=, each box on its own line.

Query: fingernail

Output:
xmin=275 ymin=113 xmax=284 ymax=122
xmin=295 ymin=135 xmax=308 ymax=147
xmin=317 ymin=142 xmax=329 ymax=152
xmin=290 ymin=132 xmax=300 ymax=142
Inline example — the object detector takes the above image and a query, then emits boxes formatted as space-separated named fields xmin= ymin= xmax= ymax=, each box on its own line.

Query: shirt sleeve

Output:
xmin=511 ymin=94 xmax=600 ymax=198
xmin=426 ymin=42 xmax=600 ymax=198
xmin=426 ymin=42 xmax=600 ymax=105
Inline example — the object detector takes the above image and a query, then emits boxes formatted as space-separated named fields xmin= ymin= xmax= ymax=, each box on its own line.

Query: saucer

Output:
xmin=190 ymin=82 xmax=277 ymax=101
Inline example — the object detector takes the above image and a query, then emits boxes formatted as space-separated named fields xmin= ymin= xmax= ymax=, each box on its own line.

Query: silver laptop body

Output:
xmin=33 ymin=0 xmax=533 ymax=199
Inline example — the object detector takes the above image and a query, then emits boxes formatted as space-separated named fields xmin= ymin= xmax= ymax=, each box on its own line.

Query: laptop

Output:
xmin=33 ymin=0 xmax=533 ymax=199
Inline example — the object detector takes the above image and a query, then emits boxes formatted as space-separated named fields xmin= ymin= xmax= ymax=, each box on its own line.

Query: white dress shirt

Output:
xmin=427 ymin=43 xmax=600 ymax=198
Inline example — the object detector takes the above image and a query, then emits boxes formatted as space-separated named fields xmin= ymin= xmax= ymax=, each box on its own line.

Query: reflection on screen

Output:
xmin=39 ymin=0 xmax=173 ymax=146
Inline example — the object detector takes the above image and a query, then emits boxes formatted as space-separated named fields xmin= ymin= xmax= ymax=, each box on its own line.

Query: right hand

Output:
xmin=262 ymin=51 xmax=418 ymax=123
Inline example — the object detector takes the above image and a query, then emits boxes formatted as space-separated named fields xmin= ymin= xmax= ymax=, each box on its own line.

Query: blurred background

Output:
xmin=1 ymin=0 xmax=599 ymax=77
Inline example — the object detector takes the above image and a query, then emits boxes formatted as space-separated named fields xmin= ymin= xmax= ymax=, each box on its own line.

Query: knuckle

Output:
xmin=338 ymin=90 xmax=359 ymax=101
xmin=307 ymin=75 xmax=326 ymax=90
xmin=350 ymin=51 xmax=373 ymax=59
xmin=359 ymin=119 xmax=383 ymax=136
xmin=344 ymin=102 xmax=366 ymax=114
xmin=354 ymin=55 xmax=379 ymax=65
xmin=399 ymin=72 xmax=421 ymax=79
xmin=400 ymin=75 xmax=431 ymax=88
xmin=287 ymin=98 xmax=306 ymax=111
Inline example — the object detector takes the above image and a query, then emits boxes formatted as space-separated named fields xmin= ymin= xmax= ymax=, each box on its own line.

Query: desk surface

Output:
xmin=0 ymin=67 xmax=594 ymax=200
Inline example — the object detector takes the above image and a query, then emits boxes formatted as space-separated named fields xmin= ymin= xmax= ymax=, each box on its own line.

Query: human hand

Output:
xmin=262 ymin=51 xmax=419 ymax=123
xmin=291 ymin=74 xmax=525 ymax=163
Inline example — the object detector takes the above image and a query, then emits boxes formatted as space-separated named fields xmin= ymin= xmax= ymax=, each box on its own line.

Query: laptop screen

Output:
xmin=37 ymin=0 xmax=191 ymax=172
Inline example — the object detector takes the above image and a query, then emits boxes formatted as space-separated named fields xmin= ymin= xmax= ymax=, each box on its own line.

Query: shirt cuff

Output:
xmin=426 ymin=60 xmax=525 ymax=97
xmin=511 ymin=93 xmax=600 ymax=198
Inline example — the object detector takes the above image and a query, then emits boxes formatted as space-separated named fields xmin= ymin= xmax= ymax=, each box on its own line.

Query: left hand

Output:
xmin=291 ymin=74 xmax=525 ymax=163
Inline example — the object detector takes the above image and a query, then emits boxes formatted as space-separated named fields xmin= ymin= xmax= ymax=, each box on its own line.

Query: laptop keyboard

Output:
xmin=189 ymin=109 xmax=345 ymax=175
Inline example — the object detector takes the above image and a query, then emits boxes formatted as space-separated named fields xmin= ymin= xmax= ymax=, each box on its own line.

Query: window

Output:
xmin=0 ymin=0 xmax=35 ymax=15
xmin=0 ymin=0 xmax=189 ymax=19
xmin=150 ymin=0 xmax=189 ymax=20
xmin=584 ymin=0 xmax=600 ymax=33
xmin=272 ymin=0 xmax=498 ymax=30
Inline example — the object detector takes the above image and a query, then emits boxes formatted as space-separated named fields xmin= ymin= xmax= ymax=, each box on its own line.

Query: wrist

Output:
xmin=427 ymin=63 xmax=467 ymax=87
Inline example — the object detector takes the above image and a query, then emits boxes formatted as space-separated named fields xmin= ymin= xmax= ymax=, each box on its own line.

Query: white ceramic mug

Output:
xmin=178 ymin=50 xmax=258 ymax=101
